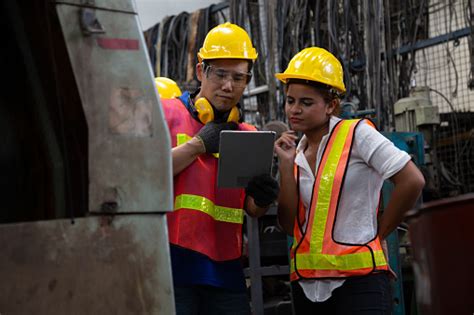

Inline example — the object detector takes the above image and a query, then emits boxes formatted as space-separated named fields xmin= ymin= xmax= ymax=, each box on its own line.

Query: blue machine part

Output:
xmin=340 ymin=103 xmax=376 ymax=120
xmin=381 ymin=131 xmax=425 ymax=315
xmin=381 ymin=132 xmax=425 ymax=166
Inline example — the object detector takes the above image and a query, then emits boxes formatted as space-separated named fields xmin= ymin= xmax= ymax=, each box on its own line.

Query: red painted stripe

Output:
xmin=96 ymin=38 xmax=139 ymax=50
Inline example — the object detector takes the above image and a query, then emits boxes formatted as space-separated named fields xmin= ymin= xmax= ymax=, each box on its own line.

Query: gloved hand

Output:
xmin=245 ymin=174 xmax=280 ymax=208
xmin=196 ymin=121 xmax=238 ymax=153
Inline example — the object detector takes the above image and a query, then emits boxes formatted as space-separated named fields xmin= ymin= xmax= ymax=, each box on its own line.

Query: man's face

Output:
xmin=196 ymin=59 xmax=251 ymax=113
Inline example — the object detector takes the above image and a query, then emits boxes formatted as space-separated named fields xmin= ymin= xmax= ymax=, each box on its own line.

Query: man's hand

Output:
xmin=195 ymin=121 xmax=238 ymax=153
xmin=245 ymin=174 xmax=280 ymax=208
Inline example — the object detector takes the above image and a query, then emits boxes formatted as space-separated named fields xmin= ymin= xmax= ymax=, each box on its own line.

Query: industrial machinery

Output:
xmin=381 ymin=132 xmax=425 ymax=315
xmin=0 ymin=1 xmax=175 ymax=313
xmin=393 ymin=86 xmax=441 ymax=199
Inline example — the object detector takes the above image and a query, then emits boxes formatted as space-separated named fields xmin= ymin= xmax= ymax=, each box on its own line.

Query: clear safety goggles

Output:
xmin=203 ymin=62 xmax=252 ymax=88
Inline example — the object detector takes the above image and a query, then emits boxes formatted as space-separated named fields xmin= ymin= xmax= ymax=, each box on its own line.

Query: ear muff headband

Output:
xmin=227 ymin=106 xmax=240 ymax=123
xmin=194 ymin=97 xmax=240 ymax=124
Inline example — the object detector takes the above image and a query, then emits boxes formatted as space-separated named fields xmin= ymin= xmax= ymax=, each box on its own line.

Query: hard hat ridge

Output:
xmin=198 ymin=22 xmax=258 ymax=62
xmin=275 ymin=47 xmax=346 ymax=94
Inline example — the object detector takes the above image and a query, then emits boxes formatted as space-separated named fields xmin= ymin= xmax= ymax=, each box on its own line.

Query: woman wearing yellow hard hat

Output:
xmin=274 ymin=47 xmax=425 ymax=314
xmin=155 ymin=77 xmax=182 ymax=99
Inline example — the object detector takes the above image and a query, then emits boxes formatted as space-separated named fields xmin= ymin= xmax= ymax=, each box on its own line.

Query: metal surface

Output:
xmin=55 ymin=1 xmax=172 ymax=213
xmin=245 ymin=208 xmax=292 ymax=315
xmin=393 ymin=27 xmax=470 ymax=56
xmin=3 ymin=0 xmax=66 ymax=218
xmin=406 ymin=194 xmax=474 ymax=315
xmin=244 ymin=265 xmax=290 ymax=278
xmin=0 ymin=215 xmax=175 ymax=314
xmin=247 ymin=215 xmax=264 ymax=315
xmin=243 ymin=85 xmax=269 ymax=98
xmin=382 ymin=186 xmax=406 ymax=315
xmin=350 ymin=27 xmax=471 ymax=81
xmin=55 ymin=0 xmax=136 ymax=13
xmin=80 ymin=7 xmax=106 ymax=35
xmin=381 ymin=131 xmax=425 ymax=315
xmin=393 ymin=87 xmax=440 ymax=133
xmin=470 ymin=0 xmax=474 ymax=89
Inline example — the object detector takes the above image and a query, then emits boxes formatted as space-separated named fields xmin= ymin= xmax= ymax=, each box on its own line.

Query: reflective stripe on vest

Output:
xmin=174 ymin=134 xmax=241 ymax=223
xmin=176 ymin=133 xmax=191 ymax=145
xmin=177 ymin=133 xmax=219 ymax=158
xmin=174 ymin=194 xmax=244 ymax=224
xmin=290 ymin=249 xmax=387 ymax=272
xmin=291 ymin=119 xmax=387 ymax=279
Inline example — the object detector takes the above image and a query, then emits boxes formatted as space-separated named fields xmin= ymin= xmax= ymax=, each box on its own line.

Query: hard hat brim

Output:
xmin=275 ymin=73 xmax=346 ymax=93
xmin=198 ymin=53 xmax=258 ymax=63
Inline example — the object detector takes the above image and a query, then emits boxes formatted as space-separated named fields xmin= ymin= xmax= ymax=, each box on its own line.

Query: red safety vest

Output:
xmin=162 ymin=98 xmax=256 ymax=261
xmin=291 ymin=119 xmax=389 ymax=281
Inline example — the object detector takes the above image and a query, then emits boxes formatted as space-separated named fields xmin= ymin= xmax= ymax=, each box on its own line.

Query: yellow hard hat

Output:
xmin=275 ymin=47 xmax=346 ymax=93
xmin=155 ymin=77 xmax=182 ymax=99
xmin=197 ymin=22 xmax=258 ymax=62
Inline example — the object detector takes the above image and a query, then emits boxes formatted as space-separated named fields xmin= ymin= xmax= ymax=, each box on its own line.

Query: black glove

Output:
xmin=245 ymin=173 xmax=280 ymax=208
xmin=196 ymin=121 xmax=238 ymax=153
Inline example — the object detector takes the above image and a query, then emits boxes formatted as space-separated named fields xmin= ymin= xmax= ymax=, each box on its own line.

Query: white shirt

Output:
xmin=295 ymin=116 xmax=410 ymax=302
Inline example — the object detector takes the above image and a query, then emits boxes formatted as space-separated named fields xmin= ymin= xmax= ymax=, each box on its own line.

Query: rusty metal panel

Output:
xmin=54 ymin=1 xmax=173 ymax=213
xmin=55 ymin=0 xmax=136 ymax=14
xmin=407 ymin=194 xmax=474 ymax=315
xmin=0 ymin=215 xmax=175 ymax=314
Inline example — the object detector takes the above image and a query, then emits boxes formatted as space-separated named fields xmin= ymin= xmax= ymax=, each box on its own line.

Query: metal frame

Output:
xmin=245 ymin=209 xmax=291 ymax=315
xmin=381 ymin=131 xmax=425 ymax=315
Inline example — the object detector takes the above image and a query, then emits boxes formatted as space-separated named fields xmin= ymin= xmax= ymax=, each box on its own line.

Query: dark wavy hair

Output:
xmin=285 ymin=78 xmax=342 ymax=116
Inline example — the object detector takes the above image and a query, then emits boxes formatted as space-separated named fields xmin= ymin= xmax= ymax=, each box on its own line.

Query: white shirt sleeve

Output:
xmin=355 ymin=122 xmax=411 ymax=179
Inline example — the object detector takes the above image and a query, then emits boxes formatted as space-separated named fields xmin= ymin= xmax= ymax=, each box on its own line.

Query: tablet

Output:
xmin=217 ymin=130 xmax=276 ymax=188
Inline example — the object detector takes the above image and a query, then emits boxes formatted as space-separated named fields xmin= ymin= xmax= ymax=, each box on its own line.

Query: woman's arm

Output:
xmin=354 ymin=123 xmax=425 ymax=240
xmin=277 ymin=160 xmax=298 ymax=235
xmin=378 ymin=161 xmax=425 ymax=239
xmin=274 ymin=131 xmax=299 ymax=235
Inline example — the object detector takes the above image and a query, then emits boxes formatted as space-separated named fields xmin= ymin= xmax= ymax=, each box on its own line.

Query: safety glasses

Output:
xmin=203 ymin=63 xmax=252 ymax=88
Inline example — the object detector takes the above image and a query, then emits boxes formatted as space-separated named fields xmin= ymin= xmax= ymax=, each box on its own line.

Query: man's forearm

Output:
xmin=172 ymin=137 xmax=205 ymax=176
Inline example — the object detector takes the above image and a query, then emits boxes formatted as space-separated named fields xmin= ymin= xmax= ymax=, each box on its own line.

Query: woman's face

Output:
xmin=284 ymin=83 xmax=335 ymax=132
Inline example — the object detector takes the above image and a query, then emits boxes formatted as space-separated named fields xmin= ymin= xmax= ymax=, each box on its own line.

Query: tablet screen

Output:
xmin=217 ymin=131 xmax=276 ymax=188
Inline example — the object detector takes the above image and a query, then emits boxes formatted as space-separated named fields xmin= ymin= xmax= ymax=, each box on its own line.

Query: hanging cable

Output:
xmin=429 ymin=87 xmax=462 ymax=186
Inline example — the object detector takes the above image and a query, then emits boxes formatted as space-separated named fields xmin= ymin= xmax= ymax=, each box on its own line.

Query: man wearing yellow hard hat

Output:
xmin=160 ymin=23 xmax=279 ymax=314
xmin=155 ymin=77 xmax=182 ymax=99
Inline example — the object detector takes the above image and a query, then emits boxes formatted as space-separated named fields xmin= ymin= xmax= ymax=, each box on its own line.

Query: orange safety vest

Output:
xmin=162 ymin=98 xmax=256 ymax=261
xmin=290 ymin=119 xmax=389 ymax=281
